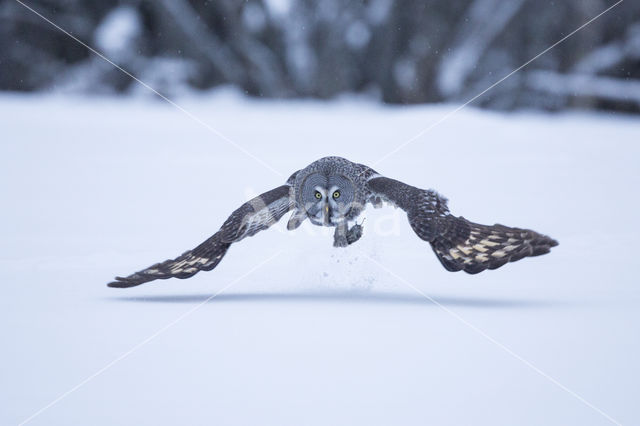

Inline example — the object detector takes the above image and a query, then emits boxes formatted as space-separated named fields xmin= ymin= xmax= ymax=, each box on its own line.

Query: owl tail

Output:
xmin=429 ymin=217 xmax=558 ymax=274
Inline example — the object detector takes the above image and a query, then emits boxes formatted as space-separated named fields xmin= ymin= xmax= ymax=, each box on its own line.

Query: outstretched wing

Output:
xmin=367 ymin=176 xmax=558 ymax=274
xmin=108 ymin=184 xmax=294 ymax=288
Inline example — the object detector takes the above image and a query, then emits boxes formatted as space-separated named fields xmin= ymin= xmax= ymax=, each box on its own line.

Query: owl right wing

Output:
xmin=108 ymin=183 xmax=295 ymax=288
xmin=366 ymin=176 xmax=558 ymax=274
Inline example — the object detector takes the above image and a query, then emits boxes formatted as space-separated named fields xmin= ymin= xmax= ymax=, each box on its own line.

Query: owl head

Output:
xmin=300 ymin=172 xmax=355 ymax=226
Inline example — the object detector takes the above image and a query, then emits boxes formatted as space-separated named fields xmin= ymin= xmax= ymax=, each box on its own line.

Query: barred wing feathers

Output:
xmin=367 ymin=176 xmax=558 ymax=274
xmin=429 ymin=217 xmax=558 ymax=274
xmin=108 ymin=185 xmax=293 ymax=288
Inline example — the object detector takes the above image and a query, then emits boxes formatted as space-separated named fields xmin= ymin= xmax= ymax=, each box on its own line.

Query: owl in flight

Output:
xmin=108 ymin=156 xmax=557 ymax=287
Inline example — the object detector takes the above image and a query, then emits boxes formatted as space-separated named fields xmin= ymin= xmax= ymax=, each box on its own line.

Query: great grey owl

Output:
xmin=108 ymin=156 xmax=557 ymax=287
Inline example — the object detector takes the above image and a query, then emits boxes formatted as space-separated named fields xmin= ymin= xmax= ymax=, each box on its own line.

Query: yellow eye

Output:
xmin=333 ymin=190 xmax=340 ymax=199
xmin=314 ymin=191 xmax=322 ymax=199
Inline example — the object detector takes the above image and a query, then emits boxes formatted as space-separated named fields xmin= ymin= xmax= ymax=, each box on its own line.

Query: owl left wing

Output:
xmin=366 ymin=176 xmax=558 ymax=274
xmin=108 ymin=184 xmax=294 ymax=288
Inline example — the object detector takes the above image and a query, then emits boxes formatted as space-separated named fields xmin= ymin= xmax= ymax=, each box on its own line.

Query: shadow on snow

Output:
xmin=108 ymin=290 xmax=562 ymax=309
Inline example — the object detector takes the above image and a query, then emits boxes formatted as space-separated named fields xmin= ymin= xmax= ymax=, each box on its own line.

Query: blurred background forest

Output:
xmin=1 ymin=0 xmax=639 ymax=113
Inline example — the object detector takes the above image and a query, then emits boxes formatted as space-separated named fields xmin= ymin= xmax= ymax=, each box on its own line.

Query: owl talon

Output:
xmin=333 ymin=236 xmax=349 ymax=248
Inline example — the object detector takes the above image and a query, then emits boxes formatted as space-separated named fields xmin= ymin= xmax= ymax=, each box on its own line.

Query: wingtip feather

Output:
xmin=107 ymin=278 xmax=141 ymax=288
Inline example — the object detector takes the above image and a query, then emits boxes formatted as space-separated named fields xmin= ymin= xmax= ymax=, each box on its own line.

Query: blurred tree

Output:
xmin=1 ymin=0 xmax=639 ymax=112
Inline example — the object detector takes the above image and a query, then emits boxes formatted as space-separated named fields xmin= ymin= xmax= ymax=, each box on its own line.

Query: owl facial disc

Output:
xmin=301 ymin=173 xmax=355 ymax=226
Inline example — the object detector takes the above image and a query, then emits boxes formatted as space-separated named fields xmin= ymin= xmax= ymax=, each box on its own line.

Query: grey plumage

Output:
xmin=108 ymin=156 xmax=557 ymax=287
xmin=366 ymin=176 xmax=557 ymax=274
xmin=108 ymin=185 xmax=293 ymax=288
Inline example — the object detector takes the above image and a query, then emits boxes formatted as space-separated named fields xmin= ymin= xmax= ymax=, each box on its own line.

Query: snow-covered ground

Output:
xmin=1 ymin=92 xmax=639 ymax=426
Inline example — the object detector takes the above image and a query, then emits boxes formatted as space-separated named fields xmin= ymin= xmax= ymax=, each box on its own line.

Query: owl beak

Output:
xmin=323 ymin=203 xmax=330 ymax=226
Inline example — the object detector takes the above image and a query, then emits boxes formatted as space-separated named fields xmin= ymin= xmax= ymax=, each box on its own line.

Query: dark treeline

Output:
xmin=1 ymin=0 xmax=639 ymax=112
